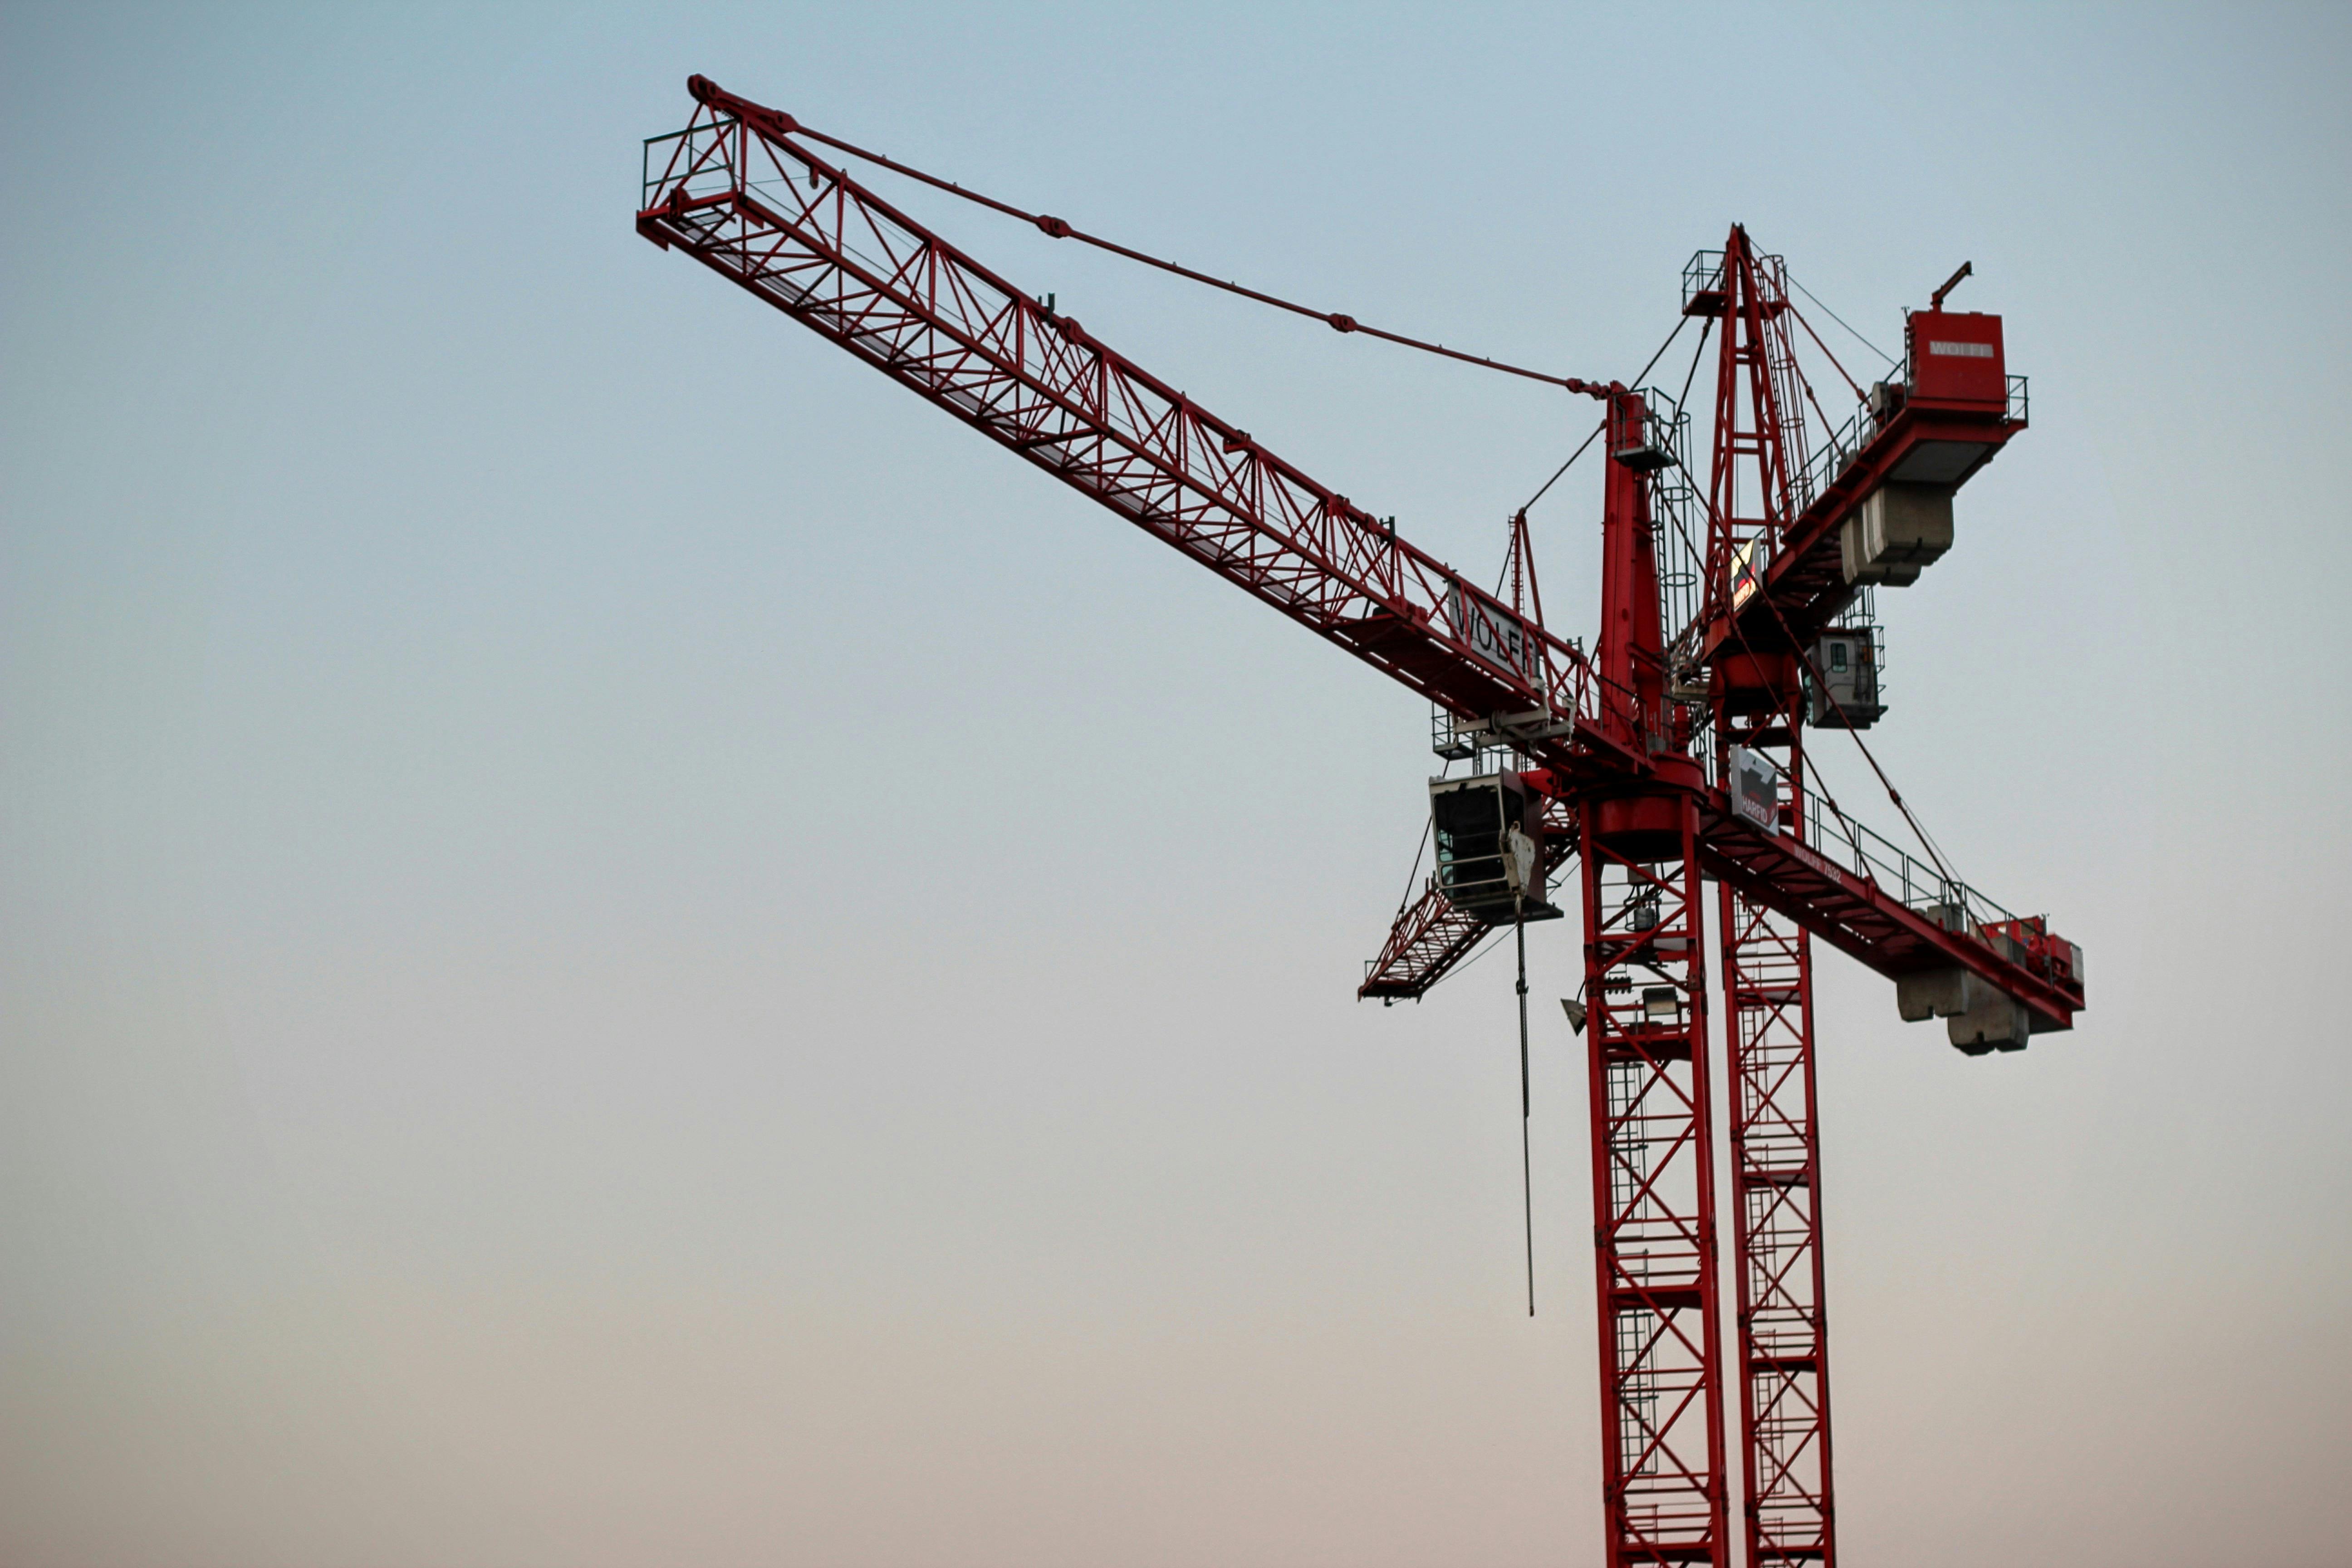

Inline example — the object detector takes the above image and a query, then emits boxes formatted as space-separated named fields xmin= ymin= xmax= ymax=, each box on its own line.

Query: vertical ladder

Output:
xmin=1754 ymin=250 xmax=1813 ymax=518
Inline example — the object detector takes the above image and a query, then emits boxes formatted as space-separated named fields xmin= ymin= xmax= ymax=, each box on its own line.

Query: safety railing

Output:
xmin=1788 ymin=372 xmax=2029 ymax=520
xmin=1641 ymin=390 xmax=1705 ymax=658
xmin=1435 ymin=867 xmax=1529 ymax=916
xmin=1790 ymin=395 xmax=1877 ymax=517
xmin=1679 ymin=247 xmax=1791 ymax=315
xmin=643 ymin=117 xmax=818 ymax=245
xmin=644 ymin=119 xmax=737 ymax=208
xmin=1681 ymin=250 xmax=1726 ymax=313
xmin=1793 ymin=784 xmax=2018 ymax=935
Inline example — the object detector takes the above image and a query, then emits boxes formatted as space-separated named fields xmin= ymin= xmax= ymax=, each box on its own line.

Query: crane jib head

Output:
xmin=688 ymin=75 xmax=799 ymax=138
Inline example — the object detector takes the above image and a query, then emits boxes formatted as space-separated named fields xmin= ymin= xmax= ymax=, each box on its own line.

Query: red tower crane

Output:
xmin=637 ymin=78 xmax=2086 ymax=1568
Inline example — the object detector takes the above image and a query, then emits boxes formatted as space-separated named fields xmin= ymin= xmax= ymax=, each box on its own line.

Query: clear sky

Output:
xmin=4 ymin=3 xmax=2347 ymax=1565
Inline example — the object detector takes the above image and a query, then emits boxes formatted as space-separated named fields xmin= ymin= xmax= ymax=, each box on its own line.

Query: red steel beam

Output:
xmin=1360 ymin=806 xmax=1576 ymax=1000
xmin=635 ymin=82 xmax=2089 ymax=1568
xmin=1359 ymin=878 xmax=1504 ymax=1002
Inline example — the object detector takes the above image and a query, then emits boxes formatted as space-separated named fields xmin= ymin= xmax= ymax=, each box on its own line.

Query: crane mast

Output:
xmin=1696 ymin=231 xmax=1839 ymax=1568
xmin=637 ymin=78 xmax=2086 ymax=1568
xmin=1576 ymin=392 xmax=1730 ymax=1558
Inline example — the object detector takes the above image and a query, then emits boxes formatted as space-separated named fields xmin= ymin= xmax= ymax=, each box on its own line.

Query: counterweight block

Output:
xmin=1896 ymin=966 xmax=2031 ymax=1054
xmin=1841 ymin=482 xmax=1954 ymax=587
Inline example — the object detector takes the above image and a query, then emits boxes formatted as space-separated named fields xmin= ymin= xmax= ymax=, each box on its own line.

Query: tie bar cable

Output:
xmin=754 ymin=113 xmax=1623 ymax=399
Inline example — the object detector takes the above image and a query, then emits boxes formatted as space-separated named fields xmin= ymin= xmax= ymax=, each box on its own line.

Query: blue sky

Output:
xmin=4 ymin=4 xmax=2348 ymax=1564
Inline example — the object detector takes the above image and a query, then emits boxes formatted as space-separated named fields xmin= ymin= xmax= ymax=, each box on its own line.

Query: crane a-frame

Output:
xmin=637 ymin=77 xmax=2086 ymax=1568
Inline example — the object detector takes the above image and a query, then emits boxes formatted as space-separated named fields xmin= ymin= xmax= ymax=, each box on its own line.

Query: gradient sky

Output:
xmin=4 ymin=4 xmax=2348 ymax=1565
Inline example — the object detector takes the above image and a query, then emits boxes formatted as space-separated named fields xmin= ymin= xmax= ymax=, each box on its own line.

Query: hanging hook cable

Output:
xmin=757 ymin=110 xmax=1623 ymax=399
xmin=1515 ymin=906 xmax=1535 ymax=1318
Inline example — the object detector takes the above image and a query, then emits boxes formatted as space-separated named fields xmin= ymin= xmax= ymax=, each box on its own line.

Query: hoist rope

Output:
xmin=1753 ymin=588 xmax=1963 ymax=892
xmin=1516 ymin=913 xmax=1535 ymax=1318
xmin=775 ymin=119 xmax=1622 ymax=399
xmin=1676 ymin=314 xmax=1715 ymax=412
xmin=1784 ymin=301 xmax=1868 ymax=405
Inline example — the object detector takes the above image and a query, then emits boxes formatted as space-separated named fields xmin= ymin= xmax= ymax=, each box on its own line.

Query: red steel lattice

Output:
xmin=637 ymin=82 xmax=1601 ymax=748
xmin=635 ymin=79 xmax=2087 ymax=1568
xmin=1580 ymin=806 xmax=1728 ymax=1566
xmin=1721 ymin=878 xmax=1836 ymax=1566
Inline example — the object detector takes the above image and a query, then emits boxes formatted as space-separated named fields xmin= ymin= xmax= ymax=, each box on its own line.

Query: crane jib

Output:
xmin=637 ymin=92 xmax=1593 ymax=736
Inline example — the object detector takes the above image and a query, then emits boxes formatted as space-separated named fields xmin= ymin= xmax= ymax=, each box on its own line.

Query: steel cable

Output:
xmin=768 ymin=115 xmax=1623 ymax=398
